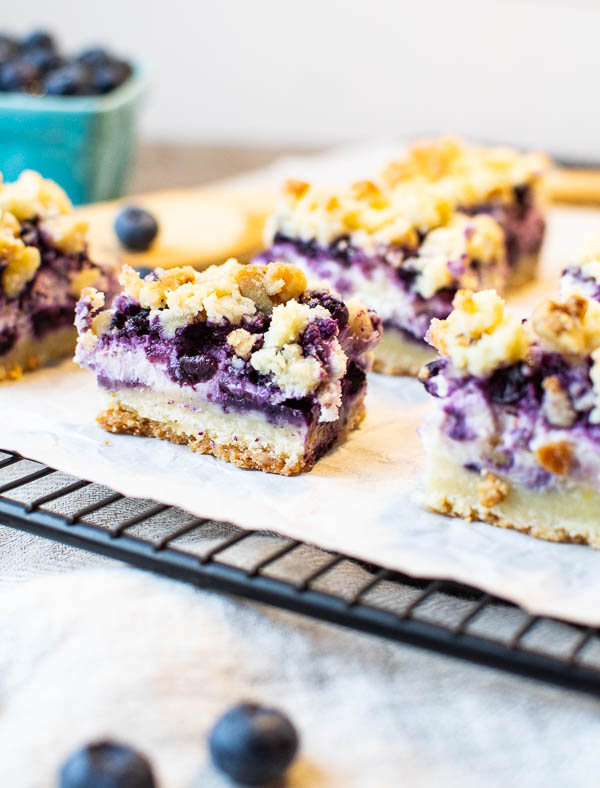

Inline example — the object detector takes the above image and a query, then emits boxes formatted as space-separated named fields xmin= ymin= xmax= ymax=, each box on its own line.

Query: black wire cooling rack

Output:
xmin=1 ymin=449 xmax=600 ymax=696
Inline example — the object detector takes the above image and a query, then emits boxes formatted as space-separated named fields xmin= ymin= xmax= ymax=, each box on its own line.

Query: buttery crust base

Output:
xmin=424 ymin=453 xmax=600 ymax=548
xmin=0 ymin=326 xmax=76 ymax=381
xmin=98 ymin=395 xmax=366 ymax=476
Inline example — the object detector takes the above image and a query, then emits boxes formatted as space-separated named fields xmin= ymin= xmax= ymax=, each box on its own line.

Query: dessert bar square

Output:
xmin=75 ymin=259 xmax=381 ymax=475
xmin=419 ymin=287 xmax=600 ymax=547
xmin=256 ymin=137 xmax=547 ymax=376
xmin=0 ymin=170 xmax=117 ymax=380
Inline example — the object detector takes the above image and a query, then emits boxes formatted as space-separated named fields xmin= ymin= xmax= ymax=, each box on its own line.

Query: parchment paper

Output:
xmin=3 ymin=149 xmax=600 ymax=626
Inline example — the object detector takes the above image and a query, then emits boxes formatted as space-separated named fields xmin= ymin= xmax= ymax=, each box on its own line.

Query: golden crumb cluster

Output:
xmin=265 ymin=138 xmax=547 ymax=256
xmin=0 ymin=170 xmax=89 ymax=299
xmin=118 ymin=259 xmax=308 ymax=334
xmin=381 ymin=136 xmax=549 ymax=206
xmin=426 ymin=289 xmax=528 ymax=377
xmin=265 ymin=177 xmax=454 ymax=249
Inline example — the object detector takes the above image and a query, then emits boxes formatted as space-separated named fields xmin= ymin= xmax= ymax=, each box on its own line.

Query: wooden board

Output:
xmin=74 ymin=168 xmax=600 ymax=271
xmin=76 ymin=185 xmax=275 ymax=270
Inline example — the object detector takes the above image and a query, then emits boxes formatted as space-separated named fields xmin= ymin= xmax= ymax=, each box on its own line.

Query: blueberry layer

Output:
xmin=87 ymin=289 xmax=370 ymax=430
xmin=421 ymin=350 xmax=600 ymax=490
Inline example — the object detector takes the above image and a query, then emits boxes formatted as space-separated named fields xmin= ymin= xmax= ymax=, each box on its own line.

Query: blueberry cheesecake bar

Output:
xmin=0 ymin=170 xmax=117 ymax=380
xmin=75 ymin=259 xmax=381 ymax=475
xmin=256 ymin=140 xmax=547 ymax=377
xmin=419 ymin=288 xmax=600 ymax=547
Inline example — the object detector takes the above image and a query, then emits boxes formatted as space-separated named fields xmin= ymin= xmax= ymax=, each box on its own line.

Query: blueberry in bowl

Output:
xmin=0 ymin=29 xmax=147 ymax=203
xmin=115 ymin=206 xmax=159 ymax=252
xmin=59 ymin=740 xmax=156 ymax=788
xmin=209 ymin=702 xmax=299 ymax=785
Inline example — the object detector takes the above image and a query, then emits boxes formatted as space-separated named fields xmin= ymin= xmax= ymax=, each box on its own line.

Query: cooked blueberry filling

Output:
xmin=0 ymin=327 xmax=16 ymax=355
xmin=463 ymin=185 xmax=545 ymax=268
xmin=92 ymin=287 xmax=367 ymax=428
xmin=31 ymin=305 xmax=74 ymax=337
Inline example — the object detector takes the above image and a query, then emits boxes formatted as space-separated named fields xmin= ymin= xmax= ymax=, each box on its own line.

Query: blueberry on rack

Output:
xmin=59 ymin=740 xmax=156 ymax=788
xmin=115 ymin=206 xmax=159 ymax=252
xmin=209 ymin=702 xmax=299 ymax=785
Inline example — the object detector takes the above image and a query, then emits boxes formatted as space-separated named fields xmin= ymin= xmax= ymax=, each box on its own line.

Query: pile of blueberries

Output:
xmin=59 ymin=702 xmax=299 ymax=787
xmin=0 ymin=30 xmax=132 ymax=96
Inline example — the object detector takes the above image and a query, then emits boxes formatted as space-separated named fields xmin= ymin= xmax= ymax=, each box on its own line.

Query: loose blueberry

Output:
xmin=59 ymin=740 xmax=156 ymax=788
xmin=44 ymin=63 xmax=90 ymax=95
xmin=115 ymin=206 xmax=159 ymax=252
xmin=209 ymin=702 xmax=299 ymax=786
xmin=22 ymin=30 xmax=55 ymax=52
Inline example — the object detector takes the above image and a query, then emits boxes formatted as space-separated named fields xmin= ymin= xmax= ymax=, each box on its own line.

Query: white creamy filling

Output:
xmin=421 ymin=387 xmax=600 ymax=491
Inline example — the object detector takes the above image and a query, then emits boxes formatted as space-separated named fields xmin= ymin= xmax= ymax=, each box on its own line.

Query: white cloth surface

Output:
xmin=2 ymin=527 xmax=600 ymax=788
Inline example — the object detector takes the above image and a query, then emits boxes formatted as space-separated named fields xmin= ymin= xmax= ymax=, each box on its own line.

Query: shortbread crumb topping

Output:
xmin=381 ymin=136 xmax=549 ymax=205
xmin=265 ymin=177 xmax=454 ymax=248
xmin=0 ymin=170 xmax=91 ymax=299
xmin=427 ymin=289 xmax=528 ymax=376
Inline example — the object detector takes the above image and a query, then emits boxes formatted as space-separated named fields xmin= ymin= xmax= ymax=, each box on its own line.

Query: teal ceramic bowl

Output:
xmin=0 ymin=63 xmax=148 ymax=204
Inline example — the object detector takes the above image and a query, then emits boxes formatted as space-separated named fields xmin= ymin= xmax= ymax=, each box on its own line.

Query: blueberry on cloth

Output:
xmin=209 ymin=702 xmax=299 ymax=785
xmin=115 ymin=206 xmax=159 ymax=252
xmin=59 ymin=740 xmax=156 ymax=788
xmin=44 ymin=62 xmax=90 ymax=95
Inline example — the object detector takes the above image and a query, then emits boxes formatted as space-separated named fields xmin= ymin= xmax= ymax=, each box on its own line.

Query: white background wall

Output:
xmin=4 ymin=0 xmax=600 ymax=161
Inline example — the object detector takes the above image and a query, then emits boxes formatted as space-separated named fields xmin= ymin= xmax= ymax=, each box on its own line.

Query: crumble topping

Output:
xmin=43 ymin=214 xmax=89 ymax=254
xmin=0 ymin=212 xmax=41 ymax=298
xmin=381 ymin=136 xmax=549 ymax=205
xmin=0 ymin=170 xmax=72 ymax=220
xmin=406 ymin=213 xmax=505 ymax=299
xmin=535 ymin=441 xmax=574 ymax=476
xmin=427 ymin=289 xmax=528 ymax=377
xmin=227 ymin=328 xmax=258 ymax=359
xmin=0 ymin=170 xmax=93 ymax=299
xmin=478 ymin=471 xmax=509 ymax=508
xmin=264 ymin=177 xmax=454 ymax=249
xmin=531 ymin=294 xmax=600 ymax=356
xmin=542 ymin=376 xmax=576 ymax=428
xmin=119 ymin=260 xmax=310 ymax=335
